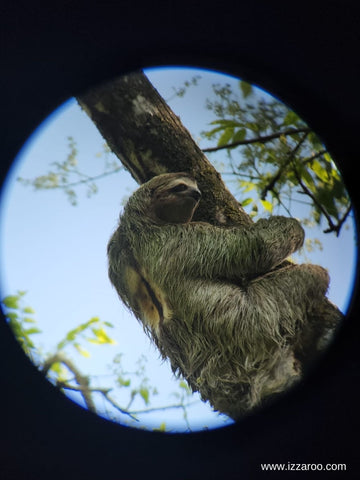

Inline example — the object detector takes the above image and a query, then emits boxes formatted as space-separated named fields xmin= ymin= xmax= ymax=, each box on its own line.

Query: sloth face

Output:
xmin=150 ymin=174 xmax=201 ymax=224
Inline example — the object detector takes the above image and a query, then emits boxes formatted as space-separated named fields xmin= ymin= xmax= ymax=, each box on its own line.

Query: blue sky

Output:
xmin=0 ymin=67 xmax=357 ymax=432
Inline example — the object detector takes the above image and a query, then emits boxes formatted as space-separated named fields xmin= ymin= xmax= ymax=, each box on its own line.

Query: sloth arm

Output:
xmin=143 ymin=216 xmax=305 ymax=282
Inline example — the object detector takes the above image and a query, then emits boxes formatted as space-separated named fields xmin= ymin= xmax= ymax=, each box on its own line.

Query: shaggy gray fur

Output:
xmin=108 ymin=173 xmax=337 ymax=419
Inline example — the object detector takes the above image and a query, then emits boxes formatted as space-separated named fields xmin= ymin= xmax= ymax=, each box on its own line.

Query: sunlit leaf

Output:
xmin=24 ymin=327 xmax=41 ymax=335
xmin=260 ymin=199 xmax=273 ymax=213
xmin=154 ymin=422 xmax=166 ymax=432
xmin=240 ymin=81 xmax=253 ymax=98
xmin=89 ymin=327 xmax=116 ymax=345
xmin=2 ymin=295 xmax=20 ymax=309
xmin=49 ymin=362 xmax=68 ymax=382
xmin=88 ymin=317 xmax=101 ymax=324
xmin=74 ymin=344 xmax=91 ymax=358
xmin=23 ymin=306 xmax=35 ymax=314
xmin=316 ymin=188 xmax=339 ymax=219
xmin=239 ymin=180 xmax=255 ymax=193
xmin=232 ymin=128 xmax=246 ymax=143
xmin=139 ymin=387 xmax=150 ymax=405
xmin=311 ymin=160 xmax=330 ymax=182
xmin=217 ymin=127 xmax=234 ymax=147
xmin=283 ymin=110 xmax=300 ymax=126
xmin=118 ymin=378 xmax=131 ymax=387
xmin=5 ymin=311 xmax=18 ymax=321
xmin=179 ymin=381 xmax=192 ymax=394
xmin=308 ymin=132 xmax=323 ymax=149
xmin=241 ymin=198 xmax=253 ymax=207
xmin=23 ymin=317 xmax=36 ymax=323
xmin=299 ymin=166 xmax=316 ymax=190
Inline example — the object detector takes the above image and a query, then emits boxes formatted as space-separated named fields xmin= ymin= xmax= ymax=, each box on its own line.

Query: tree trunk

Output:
xmin=77 ymin=71 xmax=252 ymax=227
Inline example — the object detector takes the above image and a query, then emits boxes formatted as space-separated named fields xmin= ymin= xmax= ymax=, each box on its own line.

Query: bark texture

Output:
xmin=77 ymin=71 xmax=252 ymax=227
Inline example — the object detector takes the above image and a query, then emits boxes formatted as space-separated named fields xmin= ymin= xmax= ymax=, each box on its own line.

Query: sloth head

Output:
xmin=146 ymin=173 xmax=201 ymax=224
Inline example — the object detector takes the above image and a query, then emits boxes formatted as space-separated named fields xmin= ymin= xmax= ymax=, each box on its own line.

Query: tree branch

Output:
xmin=323 ymin=202 xmax=353 ymax=236
xmin=18 ymin=166 xmax=122 ymax=191
xmin=202 ymin=127 xmax=311 ymax=153
xmin=77 ymin=71 xmax=253 ymax=227
xmin=128 ymin=401 xmax=198 ymax=415
xmin=302 ymin=149 xmax=327 ymax=165
xmin=42 ymin=353 xmax=96 ymax=412
xmin=260 ymin=132 xmax=309 ymax=200
xmin=291 ymin=162 xmax=346 ymax=235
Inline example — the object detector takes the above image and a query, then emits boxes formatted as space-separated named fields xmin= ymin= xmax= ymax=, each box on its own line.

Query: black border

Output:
xmin=1 ymin=1 xmax=360 ymax=478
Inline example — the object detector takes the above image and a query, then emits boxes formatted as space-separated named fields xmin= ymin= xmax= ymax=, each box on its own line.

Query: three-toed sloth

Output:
xmin=107 ymin=172 xmax=334 ymax=419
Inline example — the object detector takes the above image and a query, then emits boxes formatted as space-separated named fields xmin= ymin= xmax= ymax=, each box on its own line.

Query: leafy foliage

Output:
xmin=2 ymin=292 xmax=198 ymax=431
xmin=18 ymin=136 xmax=122 ymax=206
xmin=17 ymin=79 xmax=352 ymax=237
xmin=2 ymin=291 xmax=41 ymax=361
xmin=202 ymin=80 xmax=352 ymax=235
xmin=166 ymin=74 xmax=201 ymax=101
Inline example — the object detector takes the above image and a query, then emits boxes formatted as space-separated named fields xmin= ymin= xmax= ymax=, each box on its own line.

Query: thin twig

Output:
xmin=42 ymin=353 xmax=96 ymax=412
xmin=202 ymin=127 xmax=311 ymax=153
xmin=291 ymin=162 xmax=344 ymax=235
xmin=56 ymin=376 xmax=138 ymax=421
xmin=18 ymin=167 xmax=122 ymax=191
xmin=323 ymin=203 xmax=352 ymax=236
xmin=260 ymin=132 xmax=309 ymax=200
xmin=302 ymin=149 xmax=327 ymax=165
xmin=128 ymin=400 xmax=198 ymax=415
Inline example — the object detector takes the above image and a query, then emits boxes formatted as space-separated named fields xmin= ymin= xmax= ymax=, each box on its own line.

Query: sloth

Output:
xmin=107 ymin=172 xmax=337 ymax=419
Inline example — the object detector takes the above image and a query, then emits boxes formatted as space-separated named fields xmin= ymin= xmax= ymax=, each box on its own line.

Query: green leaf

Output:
xmin=240 ymin=80 xmax=253 ymax=98
xmin=296 ymin=164 xmax=316 ymax=191
xmin=66 ymin=331 xmax=76 ymax=342
xmin=139 ymin=388 xmax=150 ymax=405
xmin=5 ymin=311 xmax=18 ymax=321
xmin=74 ymin=344 xmax=91 ymax=358
xmin=209 ymin=119 xmax=242 ymax=127
xmin=283 ymin=110 xmax=300 ymax=126
xmin=323 ymin=152 xmax=334 ymax=164
xmin=239 ymin=180 xmax=255 ymax=193
xmin=232 ymin=128 xmax=246 ymax=143
xmin=49 ymin=362 xmax=62 ymax=375
xmin=2 ymin=295 xmax=20 ymax=309
xmin=24 ymin=327 xmax=41 ymax=335
xmin=23 ymin=317 xmax=36 ymax=323
xmin=308 ymin=132 xmax=323 ymax=149
xmin=89 ymin=327 xmax=116 ymax=345
xmin=311 ymin=160 xmax=329 ymax=182
xmin=260 ymin=199 xmax=273 ymax=213
xmin=179 ymin=380 xmax=192 ymax=394
xmin=217 ymin=127 xmax=234 ymax=147
xmin=157 ymin=422 xmax=166 ymax=432
xmin=57 ymin=317 xmax=102 ymax=350
xmin=25 ymin=338 xmax=35 ymax=349
xmin=118 ymin=378 xmax=131 ymax=387
xmin=240 ymin=198 xmax=253 ymax=207
xmin=88 ymin=316 xmax=101 ymax=324
xmin=204 ymin=125 xmax=227 ymax=138
xmin=23 ymin=306 xmax=35 ymax=314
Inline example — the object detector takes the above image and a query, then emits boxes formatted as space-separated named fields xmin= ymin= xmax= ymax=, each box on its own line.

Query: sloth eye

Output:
xmin=171 ymin=184 xmax=188 ymax=193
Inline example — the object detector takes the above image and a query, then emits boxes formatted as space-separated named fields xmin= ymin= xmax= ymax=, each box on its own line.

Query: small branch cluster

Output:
xmin=202 ymin=127 xmax=311 ymax=153
xmin=42 ymin=352 xmax=195 ymax=427
xmin=292 ymin=165 xmax=352 ymax=236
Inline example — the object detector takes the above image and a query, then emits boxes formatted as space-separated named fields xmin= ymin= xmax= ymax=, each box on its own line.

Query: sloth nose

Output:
xmin=190 ymin=189 xmax=201 ymax=201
